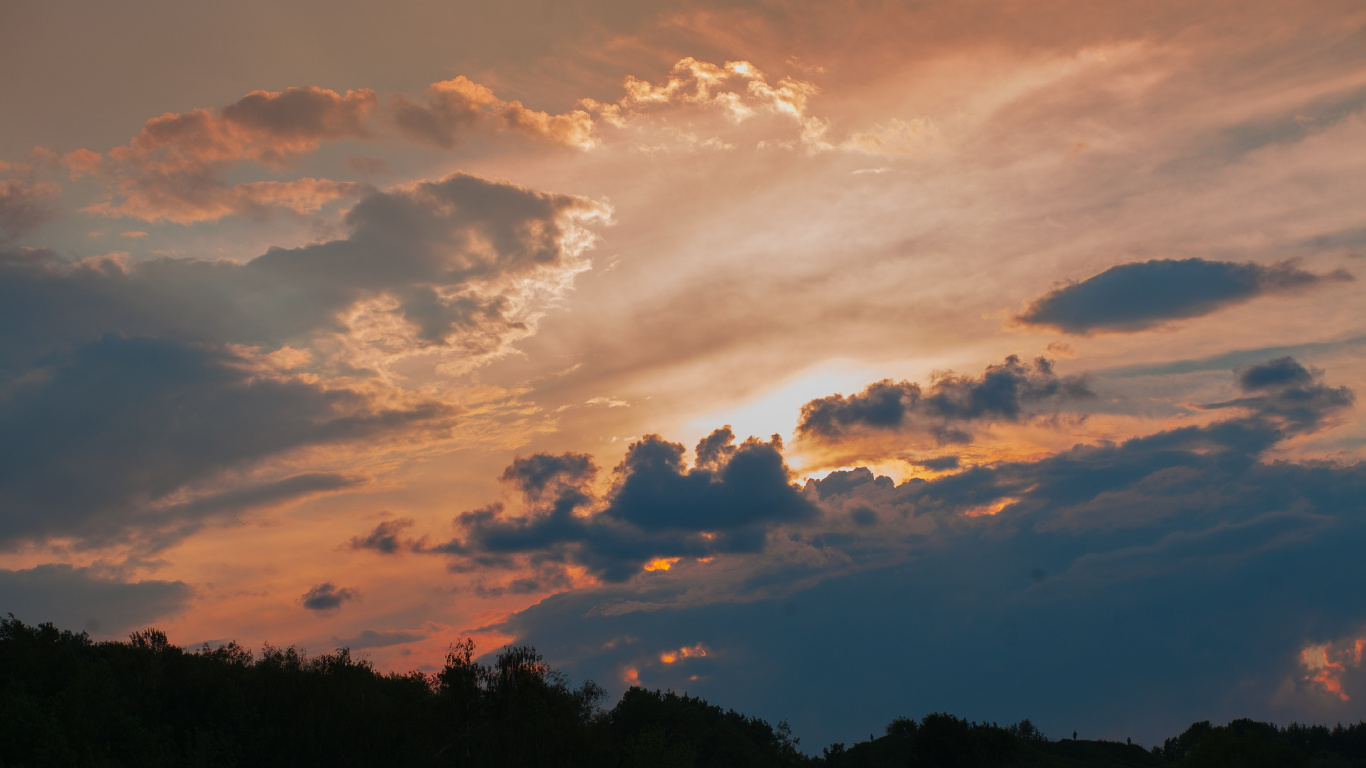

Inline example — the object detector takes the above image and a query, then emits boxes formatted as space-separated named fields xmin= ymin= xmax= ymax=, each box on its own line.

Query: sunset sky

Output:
xmin=3 ymin=0 xmax=1365 ymax=750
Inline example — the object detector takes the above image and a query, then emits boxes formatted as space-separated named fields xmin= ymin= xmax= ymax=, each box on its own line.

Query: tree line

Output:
xmin=3 ymin=615 xmax=1365 ymax=767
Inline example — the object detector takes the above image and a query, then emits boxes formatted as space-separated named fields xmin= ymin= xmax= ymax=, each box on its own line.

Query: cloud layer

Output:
xmin=0 ymin=172 xmax=605 ymax=550
xmin=495 ymin=358 xmax=1363 ymax=748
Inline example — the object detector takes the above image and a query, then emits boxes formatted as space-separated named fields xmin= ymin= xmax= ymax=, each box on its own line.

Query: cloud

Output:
xmin=0 ymin=334 xmax=440 ymax=549
xmin=432 ymin=427 xmax=817 ymax=582
xmin=839 ymin=360 xmax=1352 ymax=531
xmin=67 ymin=86 xmax=378 ymax=223
xmin=494 ymin=359 xmax=1363 ymax=749
xmin=587 ymin=57 xmax=848 ymax=155
xmin=0 ymin=172 xmax=606 ymax=549
xmin=1239 ymin=356 xmax=1316 ymax=390
xmin=0 ymin=172 xmax=605 ymax=377
xmin=0 ymin=564 xmax=191 ymax=636
xmin=1199 ymin=356 xmax=1354 ymax=432
xmin=1015 ymin=258 xmax=1353 ymax=334
xmin=348 ymin=518 xmax=417 ymax=554
xmin=301 ymin=582 xmax=359 ymax=612
xmin=912 ymin=456 xmax=961 ymax=471
xmin=392 ymin=76 xmax=596 ymax=149
xmin=796 ymin=355 xmax=1092 ymax=444
xmin=499 ymin=452 xmax=597 ymax=500
xmin=0 ymin=178 xmax=59 ymax=244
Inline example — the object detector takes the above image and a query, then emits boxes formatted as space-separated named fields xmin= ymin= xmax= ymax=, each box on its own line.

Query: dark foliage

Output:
xmin=1155 ymin=718 xmax=1366 ymax=767
xmin=0 ymin=615 xmax=808 ymax=767
xmin=824 ymin=713 xmax=1162 ymax=768
xmin=11 ymin=615 xmax=1366 ymax=767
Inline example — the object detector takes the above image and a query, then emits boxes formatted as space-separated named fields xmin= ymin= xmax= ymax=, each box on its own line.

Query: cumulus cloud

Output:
xmin=499 ymin=452 xmax=597 ymax=500
xmin=0 ymin=564 xmax=191 ymax=636
xmin=393 ymin=76 xmax=596 ymax=149
xmin=427 ymin=427 xmax=817 ymax=582
xmin=495 ymin=359 xmax=1363 ymax=749
xmin=0 ymin=172 xmax=606 ymax=549
xmin=301 ymin=582 xmax=359 ymax=612
xmin=67 ymin=86 xmax=378 ymax=223
xmin=0 ymin=178 xmax=60 ymax=244
xmin=1015 ymin=258 xmax=1353 ymax=334
xmin=797 ymin=355 xmax=1092 ymax=444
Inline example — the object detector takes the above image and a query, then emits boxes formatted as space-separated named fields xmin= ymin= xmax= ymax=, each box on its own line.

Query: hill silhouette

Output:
xmin=5 ymin=615 xmax=1366 ymax=766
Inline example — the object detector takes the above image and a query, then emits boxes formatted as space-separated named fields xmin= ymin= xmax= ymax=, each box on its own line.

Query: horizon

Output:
xmin=2 ymin=0 xmax=1364 ymax=751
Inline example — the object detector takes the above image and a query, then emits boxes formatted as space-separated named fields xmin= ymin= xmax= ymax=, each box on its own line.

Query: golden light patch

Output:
xmin=659 ymin=643 xmax=708 ymax=664
xmin=643 ymin=557 xmax=680 ymax=572
xmin=623 ymin=667 xmax=640 ymax=684
xmin=963 ymin=497 xmax=1018 ymax=518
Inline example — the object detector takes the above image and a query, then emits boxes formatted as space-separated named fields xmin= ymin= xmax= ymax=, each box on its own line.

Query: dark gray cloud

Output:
xmin=0 ymin=172 xmax=601 ymax=550
xmin=434 ymin=428 xmax=818 ymax=582
xmin=497 ymin=358 xmax=1363 ymax=752
xmin=1015 ymin=258 xmax=1352 ymax=334
xmin=348 ymin=518 xmax=417 ymax=554
xmin=301 ymin=582 xmax=359 ymax=612
xmin=0 ymin=564 xmax=191 ymax=637
xmin=0 ymin=334 xmax=443 ymax=549
xmin=912 ymin=456 xmax=961 ymax=471
xmin=1238 ymin=356 xmax=1316 ymax=390
xmin=1200 ymin=357 xmax=1354 ymax=431
xmin=0 ymin=179 xmax=58 ymax=244
xmin=499 ymin=452 xmax=597 ymax=500
xmin=796 ymin=355 xmax=1092 ymax=442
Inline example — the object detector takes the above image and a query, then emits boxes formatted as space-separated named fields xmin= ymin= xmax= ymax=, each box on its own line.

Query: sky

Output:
xmin=2 ymin=0 xmax=1365 ymax=751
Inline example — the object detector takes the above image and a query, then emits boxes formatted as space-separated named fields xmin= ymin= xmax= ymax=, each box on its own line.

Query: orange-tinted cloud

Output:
xmin=392 ymin=76 xmax=596 ymax=149
xmin=67 ymin=86 xmax=377 ymax=223
xmin=1302 ymin=637 xmax=1366 ymax=701
xmin=659 ymin=642 xmax=707 ymax=664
